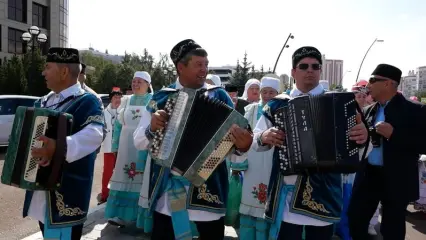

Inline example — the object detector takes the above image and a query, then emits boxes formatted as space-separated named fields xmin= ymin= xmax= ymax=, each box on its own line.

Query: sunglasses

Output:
xmin=297 ymin=63 xmax=322 ymax=71
xmin=369 ymin=77 xmax=388 ymax=84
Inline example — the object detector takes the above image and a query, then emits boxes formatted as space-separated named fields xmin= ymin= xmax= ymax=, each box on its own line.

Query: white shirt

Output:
xmin=252 ymin=84 xmax=331 ymax=226
xmin=101 ymin=104 xmax=118 ymax=153
xmin=133 ymin=79 xmax=245 ymax=221
xmin=27 ymin=83 xmax=104 ymax=223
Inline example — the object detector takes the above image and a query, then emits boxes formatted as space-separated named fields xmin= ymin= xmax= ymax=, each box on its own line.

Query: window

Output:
xmin=8 ymin=28 xmax=25 ymax=54
xmin=8 ymin=0 xmax=27 ymax=23
xmin=32 ymin=3 xmax=48 ymax=29
xmin=0 ymin=99 xmax=18 ymax=115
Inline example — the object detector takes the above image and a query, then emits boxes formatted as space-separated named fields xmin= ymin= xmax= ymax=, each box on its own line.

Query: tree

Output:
xmin=95 ymin=64 xmax=118 ymax=93
xmin=0 ymin=55 xmax=26 ymax=95
xmin=23 ymin=49 xmax=49 ymax=96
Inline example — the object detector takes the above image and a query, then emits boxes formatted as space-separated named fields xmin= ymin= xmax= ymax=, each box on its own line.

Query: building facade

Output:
xmin=79 ymin=47 xmax=124 ymax=64
xmin=401 ymin=74 xmax=417 ymax=97
xmin=209 ymin=65 xmax=236 ymax=86
xmin=0 ymin=0 xmax=68 ymax=59
xmin=321 ymin=57 xmax=343 ymax=87
xmin=416 ymin=66 xmax=426 ymax=92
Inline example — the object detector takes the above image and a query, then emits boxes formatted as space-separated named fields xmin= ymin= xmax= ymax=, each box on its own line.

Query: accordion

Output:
xmin=1 ymin=107 xmax=73 ymax=190
xmin=150 ymin=88 xmax=248 ymax=187
xmin=272 ymin=92 xmax=360 ymax=175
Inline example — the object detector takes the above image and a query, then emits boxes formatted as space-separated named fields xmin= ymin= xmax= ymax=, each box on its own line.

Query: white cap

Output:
xmin=206 ymin=74 xmax=222 ymax=86
xmin=134 ymin=71 xmax=151 ymax=83
xmin=260 ymin=77 xmax=280 ymax=92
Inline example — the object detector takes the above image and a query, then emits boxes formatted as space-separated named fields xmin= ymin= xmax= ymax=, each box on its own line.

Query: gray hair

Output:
xmin=57 ymin=63 xmax=81 ymax=79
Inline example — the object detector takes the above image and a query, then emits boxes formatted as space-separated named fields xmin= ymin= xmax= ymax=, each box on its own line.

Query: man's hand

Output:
xmin=349 ymin=114 xmax=368 ymax=144
xmin=375 ymin=121 xmax=394 ymax=139
xmin=150 ymin=110 xmax=169 ymax=132
xmin=261 ymin=127 xmax=285 ymax=147
xmin=31 ymin=136 xmax=56 ymax=167
xmin=230 ymin=124 xmax=253 ymax=152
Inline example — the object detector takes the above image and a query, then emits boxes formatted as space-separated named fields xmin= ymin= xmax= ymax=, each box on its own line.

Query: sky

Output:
xmin=69 ymin=0 xmax=426 ymax=89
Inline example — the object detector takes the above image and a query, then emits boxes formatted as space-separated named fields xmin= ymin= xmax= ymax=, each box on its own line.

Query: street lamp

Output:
xmin=21 ymin=26 xmax=48 ymax=95
xmin=342 ymin=70 xmax=352 ymax=82
xmin=273 ymin=33 xmax=294 ymax=73
xmin=355 ymin=38 xmax=384 ymax=83
xmin=163 ymin=67 xmax=177 ymax=86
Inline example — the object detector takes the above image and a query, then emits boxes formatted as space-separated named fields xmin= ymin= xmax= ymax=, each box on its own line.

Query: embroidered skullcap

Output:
xmin=292 ymin=46 xmax=322 ymax=68
xmin=109 ymin=87 xmax=122 ymax=99
xmin=170 ymin=39 xmax=202 ymax=66
xmin=134 ymin=71 xmax=151 ymax=83
xmin=371 ymin=64 xmax=402 ymax=84
xmin=224 ymin=84 xmax=238 ymax=92
xmin=242 ymin=79 xmax=261 ymax=99
xmin=46 ymin=47 xmax=80 ymax=64
xmin=206 ymin=74 xmax=222 ymax=86
xmin=260 ymin=77 xmax=280 ymax=92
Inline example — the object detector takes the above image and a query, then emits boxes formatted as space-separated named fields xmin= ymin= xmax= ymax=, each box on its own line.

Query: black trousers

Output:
xmin=348 ymin=164 xmax=408 ymax=240
xmin=151 ymin=211 xmax=225 ymax=240
xmin=277 ymin=222 xmax=334 ymax=240
xmin=39 ymin=222 xmax=84 ymax=240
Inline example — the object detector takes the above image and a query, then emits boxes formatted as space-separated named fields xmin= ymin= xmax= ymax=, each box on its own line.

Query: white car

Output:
xmin=0 ymin=95 xmax=39 ymax=147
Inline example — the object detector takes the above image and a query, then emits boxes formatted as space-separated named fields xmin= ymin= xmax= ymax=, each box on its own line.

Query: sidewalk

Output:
xmin=21 ymin=204 xmax=239 ymax=240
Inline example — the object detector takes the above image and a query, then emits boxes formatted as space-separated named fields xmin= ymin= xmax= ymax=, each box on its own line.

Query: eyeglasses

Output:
xmin=297 ymin=63 xmax=322 ymax=71
xmin=369 ymin=77 xmax=388 ymax=84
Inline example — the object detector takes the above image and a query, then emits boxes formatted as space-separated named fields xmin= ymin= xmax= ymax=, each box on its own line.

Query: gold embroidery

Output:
xmin=196 ymin=184 xmax=223 ymax=204
xmin=55 ymin=191 xmax=86 ymax=217
xmin=301 ymin=177 xmax=330 ymax=214
xmin=81 ymin=115 xmax=104 ymax=127
xmin=148 ymin=100 xmax=157 ymax=111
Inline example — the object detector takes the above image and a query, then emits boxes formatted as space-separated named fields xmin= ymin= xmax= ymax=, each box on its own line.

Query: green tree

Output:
xmin=0 ymin=55 xmax=26 ymax=95
xmin=23 ymin=49 xmax=48 ymax=96
xmin=95 ymin=63 xmax=118 ymax=93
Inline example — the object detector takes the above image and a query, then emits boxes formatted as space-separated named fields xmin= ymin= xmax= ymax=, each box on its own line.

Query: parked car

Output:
xmin=0 ymin=95 xmax=40 ymax=147
xmin=99 ymin=94 xmax=109 ymax=108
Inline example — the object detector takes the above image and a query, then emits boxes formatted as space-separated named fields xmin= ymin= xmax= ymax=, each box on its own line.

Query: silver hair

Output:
xmin=57 ymin=63 xmax=81 ymax=79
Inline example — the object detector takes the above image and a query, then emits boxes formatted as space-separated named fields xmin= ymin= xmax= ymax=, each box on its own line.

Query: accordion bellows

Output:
xmin=273 ymin=92 xmax=360 ymax=175
xmin=151 ymin=88 xmax=248 ymax=187
xmin=1 ymin=107 xmax=73 ymax=190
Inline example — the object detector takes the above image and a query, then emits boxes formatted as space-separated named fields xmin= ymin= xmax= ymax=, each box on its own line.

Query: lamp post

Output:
xmin=163 ymin=67 xmax=177 ymax=86
xmin=273 ymin=33 xmax=294 ymax=73
xmin=355 ymin=38 xmax=384 ymax=83
xmin=22 ymin=26 xmax=48 ymax=95
xmin=341 ymin=70 xmax=352 ymax=82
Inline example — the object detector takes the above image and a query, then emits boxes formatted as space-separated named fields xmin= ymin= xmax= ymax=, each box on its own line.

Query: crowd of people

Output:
xmin=16 ymin=39 xmax=426 ymax=240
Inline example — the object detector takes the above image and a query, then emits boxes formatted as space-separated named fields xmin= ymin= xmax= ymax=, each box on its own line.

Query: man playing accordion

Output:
xmin=133 ymin=39 xmax=253 ymax=240
xmin=22 ymin=48 xmax=104 ymax=240
xmin=252 ymin=46 xmax=368 ymax=240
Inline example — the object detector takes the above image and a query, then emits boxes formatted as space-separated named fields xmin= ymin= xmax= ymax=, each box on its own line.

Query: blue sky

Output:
xmin=69 ymin=0 xmax=426 ymax=89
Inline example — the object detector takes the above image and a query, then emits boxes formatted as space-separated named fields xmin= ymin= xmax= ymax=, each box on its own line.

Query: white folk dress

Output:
xmin=105 ymin=94 xmax=151 ymax=222
xmin=235 ymin=102 xmax=274 ymax=240
xmin=414 ymin=155 xmax=426 ymax=212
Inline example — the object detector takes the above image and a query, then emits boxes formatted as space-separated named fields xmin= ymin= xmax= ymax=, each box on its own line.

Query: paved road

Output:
xmin=0 ymin=147 xmax=104 ymax=240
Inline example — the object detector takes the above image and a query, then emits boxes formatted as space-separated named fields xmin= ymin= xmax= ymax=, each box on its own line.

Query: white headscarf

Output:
xmin=260 ymin=77 xmax=280 ymax=92
xmin=242 ymin=78 xmax=261 ymax=99
xmin=206 ymin=74 xmax=222 ymax=86
xmin=134 ymin=71 xmax=153 ymax=93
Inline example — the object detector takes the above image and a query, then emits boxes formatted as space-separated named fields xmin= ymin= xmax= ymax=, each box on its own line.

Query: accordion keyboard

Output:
xmin=152 ymin=91 xmax=188 ymax=160
xmin=197 ymin=132 xmax=233 ymax=180
xmin=24 ymin=116 xmax=48 ymax=182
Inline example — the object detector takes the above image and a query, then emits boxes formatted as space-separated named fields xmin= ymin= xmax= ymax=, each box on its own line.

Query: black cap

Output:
xmin=170 ymin=39 xmax=202 ymax=66
xmin=292 ymin=46 xmax=322 ymax=68
xmin=371 ymin=64 xmax=402 ymax=84
xmin=46 ymin=47 xmax=80 ymax=64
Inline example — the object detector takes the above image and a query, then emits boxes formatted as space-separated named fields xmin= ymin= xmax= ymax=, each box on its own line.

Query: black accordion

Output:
xmin=150 ymin=87 xmax=248 ymax=187
xmin=1 ymin=107 xmax=73 ymax=190
xmin=272 ymin=92 xmax=360 ymax=175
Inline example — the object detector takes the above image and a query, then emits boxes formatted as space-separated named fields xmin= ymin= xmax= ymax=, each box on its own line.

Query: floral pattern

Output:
xmin=252 ymin=183 xmax=268 ymax=204
xmin=131 ymin=109 xmax=141 ymax=120
xmin=123 ymin=162 xmax=141 ymax=180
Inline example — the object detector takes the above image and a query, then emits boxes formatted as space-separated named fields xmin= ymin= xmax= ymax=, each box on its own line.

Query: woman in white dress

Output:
xmin=233 ymin=76 xmax=280 ymax=240
xmin=105 ymin=71 xmax=153 ymax=228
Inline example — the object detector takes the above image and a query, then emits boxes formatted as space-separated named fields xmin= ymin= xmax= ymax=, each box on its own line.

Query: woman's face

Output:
xmin=355 ymin=92 xmax=367 ymax=107
xmin=247 ymin=85 xmax=260 ymax=102
xmin=261 ymin=87 xmax=278 ymax=105
xmin=132 ymin=77 xmax=149 ymax=94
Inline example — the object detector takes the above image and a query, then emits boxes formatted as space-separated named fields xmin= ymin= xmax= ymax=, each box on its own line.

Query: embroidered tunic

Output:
xmin=105 ymin=93 xmax=152 ymax=222
xmin=22 ymin=83 xmax=104 ymax=229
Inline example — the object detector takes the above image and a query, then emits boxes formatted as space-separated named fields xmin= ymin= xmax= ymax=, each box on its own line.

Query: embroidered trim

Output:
xmin=131 ymin=109 xmax=142 ymax=120
xmin=55 ymin=191 xmax=86 ymax=217
xmin=252 ymin=183 xmax=268 ymax=204
xmin=196 ymin=184 xmax=223 ymax=204
xmin=148 ymin=100 xmax=157 ymax=112
xmin=81 ymin=115 xmax=104 ymax=127
xmin=301 ymin=177 xmax=330 ymax=214
xmin=123 ymin=162 xmax=142 ymax=180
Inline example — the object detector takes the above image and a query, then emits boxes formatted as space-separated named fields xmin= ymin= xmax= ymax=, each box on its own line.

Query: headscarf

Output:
xmin=206 ymin=74 xmax=222 ymax=86
xmin=134 ymin=71 xmax=153 ymax=93
xmin=242 ymin=78 xmax=261 ymax=99
xmin=260 ymin=77 xmax=280 ymax=92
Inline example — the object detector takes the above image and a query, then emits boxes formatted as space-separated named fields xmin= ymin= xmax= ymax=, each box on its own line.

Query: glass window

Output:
xmin=8 ymin=28 xmax=25 ymax=54
xmin=0 ymin=99 xmax=18 ymax=115
xmin=18 ymin=98 xmax=37 ymax=107
xmin=32 ymin=3 xmax=48 ymax=29
xmin=8 ymin=0 xmax=27 ymax=23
